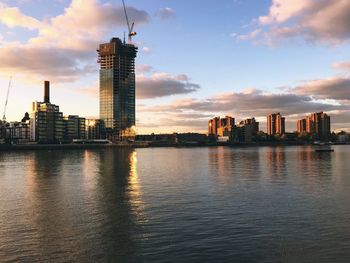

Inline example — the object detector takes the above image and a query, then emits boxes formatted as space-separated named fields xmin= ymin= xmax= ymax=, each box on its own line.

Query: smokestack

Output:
xmin=44 ymin=81 xmax=50 ymax=103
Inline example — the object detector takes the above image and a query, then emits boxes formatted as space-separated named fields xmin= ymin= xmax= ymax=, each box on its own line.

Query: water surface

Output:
xmin=0 ymin=146 xmax=350 ymax=262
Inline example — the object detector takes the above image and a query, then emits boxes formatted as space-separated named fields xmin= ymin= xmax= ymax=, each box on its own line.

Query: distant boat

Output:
xmin=313 ymin=141 xmax=325 ymax=146
xmin=315 ymin=149 xmax=334 ymax=152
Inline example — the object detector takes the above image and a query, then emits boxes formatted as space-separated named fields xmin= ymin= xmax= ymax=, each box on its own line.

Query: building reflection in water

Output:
xmin=16 ymin=149 xmax=145 ymax=262
xmin=23 ymin=150 xmax=77 ymax=261
xmin=93 ymin=148 xmax=144 ymax=261
xmin=208 ymin=147 xmax=234 ymax=178
xmin=265 ymin=148 xmax=287 ymax=178
xmin=295 ymin=146 xmax=333 ymax=177
xmin=208 ymin=147 xmax=261 ymax=183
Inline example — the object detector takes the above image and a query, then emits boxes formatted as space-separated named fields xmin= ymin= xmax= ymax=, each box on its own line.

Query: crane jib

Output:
xmin=2 ymin=77 xmax=12 ymax=123
xmin=121 ymin=0 xmax=137 ymax=43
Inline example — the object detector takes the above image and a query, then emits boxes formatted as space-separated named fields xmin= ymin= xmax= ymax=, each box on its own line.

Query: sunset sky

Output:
xmin=1 ymin=0 xmax=350 ymax=133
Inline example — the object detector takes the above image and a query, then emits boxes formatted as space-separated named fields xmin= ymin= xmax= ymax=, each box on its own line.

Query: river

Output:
xmin=0 ymin=146 xmax=349 ymax=262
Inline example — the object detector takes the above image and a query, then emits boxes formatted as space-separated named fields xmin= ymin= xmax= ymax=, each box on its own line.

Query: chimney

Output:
xmin=44 ymin=81 xmax=50 ymax=103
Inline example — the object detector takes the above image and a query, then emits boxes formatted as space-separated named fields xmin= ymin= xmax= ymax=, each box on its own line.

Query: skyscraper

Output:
xmin=97 ymin=38 xmax=137 ymax=141
xmin=296 ymin=112 xmax=331 ymax=141
xmin=305 ymin=112 xmax=331 ymax=141
xmin=208 ymin=116 xmax=235 ymax=137
xmin=297 ymin=118 xmax=307 ymax=134
xmin=208 ymin=117 xmax=219 ymax=136
xmin=267 ymin=113 xmax=285 ymax=136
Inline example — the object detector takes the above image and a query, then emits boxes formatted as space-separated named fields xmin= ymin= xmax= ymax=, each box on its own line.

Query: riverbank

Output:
xmin=0 ymin=142 xmax=149 ymax=151
xmin=0 ymin=141 xmax=347 ymax=151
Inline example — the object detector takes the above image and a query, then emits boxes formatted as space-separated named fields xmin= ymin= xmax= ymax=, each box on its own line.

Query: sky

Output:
xmin=0 ymin=0 xmax=350 ymax=134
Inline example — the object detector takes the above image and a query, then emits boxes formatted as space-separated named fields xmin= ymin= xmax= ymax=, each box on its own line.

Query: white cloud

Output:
xmin=240 ymin=0 xmax=350 ymax=44
xmin=29 ymin=0 xmax=149 ymax=51
xmin=0 ymin=0 xmax=150 ymax=81
xmin=332 ymin=61 xmax=350 ymax=71
xmin=136 ymin=64 xmax=153 ymax=74
xmin=237 ymin=30 xmax=261 ymax=41
xmin=156 ymin=8 xmax=176 ymax=20
xmin=0 ymin=4 xmax=41 ymax=30
xmin=142 ymin=46 xmax=152 ymax=54
xmin=259 ymin=0 xmax=311 ymax=25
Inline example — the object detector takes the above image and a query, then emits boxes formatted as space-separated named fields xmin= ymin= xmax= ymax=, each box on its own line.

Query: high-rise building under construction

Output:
xmin=97 ymin=37 xmax=137 ymax=141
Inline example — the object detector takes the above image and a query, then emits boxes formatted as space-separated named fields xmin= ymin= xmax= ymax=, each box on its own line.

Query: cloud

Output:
xmin=136 ymin=64 xmax=153 ymax=74
xmin=156 ymin=8 xmax=176 ymax=20
xmin=0 ymin=4 xmax=41 ymax=29
xmin=150 ymin=90 xmax=340 ymax=115
xmin=0 ymin=0 xmax=150 ymax=82
xmin=236 ymin=30 xmax=261 ymax=41
xmin=332 ymin=61 xmax=350 ymax=71
xmin=0 ymin=45 xmax=93 ymax=82
xmin=137 ymin=72 xmax=200 ymax=99
xmin=294 ymin=77 xmax=350 ymax=101
xmin=72 ymin=69 xmax=201 ymax=100
xmin=330 ymin=110 xmax=350 ymax=131
xmin=29 ymin=0 xmax=149 ymax=51
xmin=138 ymin=71 xmax=350 ymax=132
xmin=139 ymin=88 xmax=348 ymax=132
xmin=74 ymin=83 xmax=99 ymax=97
xmin=259 ymin=0 xmax=311 ymax=25
xmin=240 ymin=0 xmax=350 ymax=44
xmin=142 ymin=46 xmax=152 ymax=54
xmin=136 ymin=111 xmax=210 ymax=133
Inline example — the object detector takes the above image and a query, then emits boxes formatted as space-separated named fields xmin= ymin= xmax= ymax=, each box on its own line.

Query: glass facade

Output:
xmin=98 ymin=38 xmax=137 ymax=141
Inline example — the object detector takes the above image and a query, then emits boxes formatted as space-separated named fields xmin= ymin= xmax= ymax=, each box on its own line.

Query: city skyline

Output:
xmin=1 ymin=0 xmax=350 ymax=133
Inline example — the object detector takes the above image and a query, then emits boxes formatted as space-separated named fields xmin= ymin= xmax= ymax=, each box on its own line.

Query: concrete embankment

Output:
xmin=0 ymin=142 xmax=150 ymax=151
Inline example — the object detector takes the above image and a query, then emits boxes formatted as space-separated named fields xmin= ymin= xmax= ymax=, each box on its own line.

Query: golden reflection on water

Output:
xmin=129 ymin=151 xmax=139 ymax=193
xmin=82 ymin=150 xmax=100 ymax=193
xmin=25 ymin=154 xmax=36 ymax=199
xmin=128 ymin=151 xmax=145 ymax=221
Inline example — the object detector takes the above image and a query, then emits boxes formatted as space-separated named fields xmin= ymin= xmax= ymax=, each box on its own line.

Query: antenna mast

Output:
xmin=122 ymin=0 xmax=137 ymax=43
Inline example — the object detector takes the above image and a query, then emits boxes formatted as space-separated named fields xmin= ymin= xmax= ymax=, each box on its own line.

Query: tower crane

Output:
xmin=122 ymin=0 xmax=137 ymax=43
xmin=2 ymin=77 xmax=12 ymax=123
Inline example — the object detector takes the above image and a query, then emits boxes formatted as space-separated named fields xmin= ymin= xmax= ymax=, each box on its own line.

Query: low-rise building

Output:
xmin=175 ymin=133 xmax=208 ymax=144
xmin=5 ymin=121 xmax=30 ymax=144
xmin=0 ymin=121 xmax=5 ymax=142
xmin=85 ymin=119 xmax=106 ymax=140
xmin=30 ymin=81 xmax=64 ymax=144
xmin=337 ymin=132 xmax=349 ymax=143
xmin=234 ymin=123 xmax=253 ymax=143
xmin=236 ymin=118 xmax=259 ymax=142
xmin=63 ymin=115 xmax=86 ymax=142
